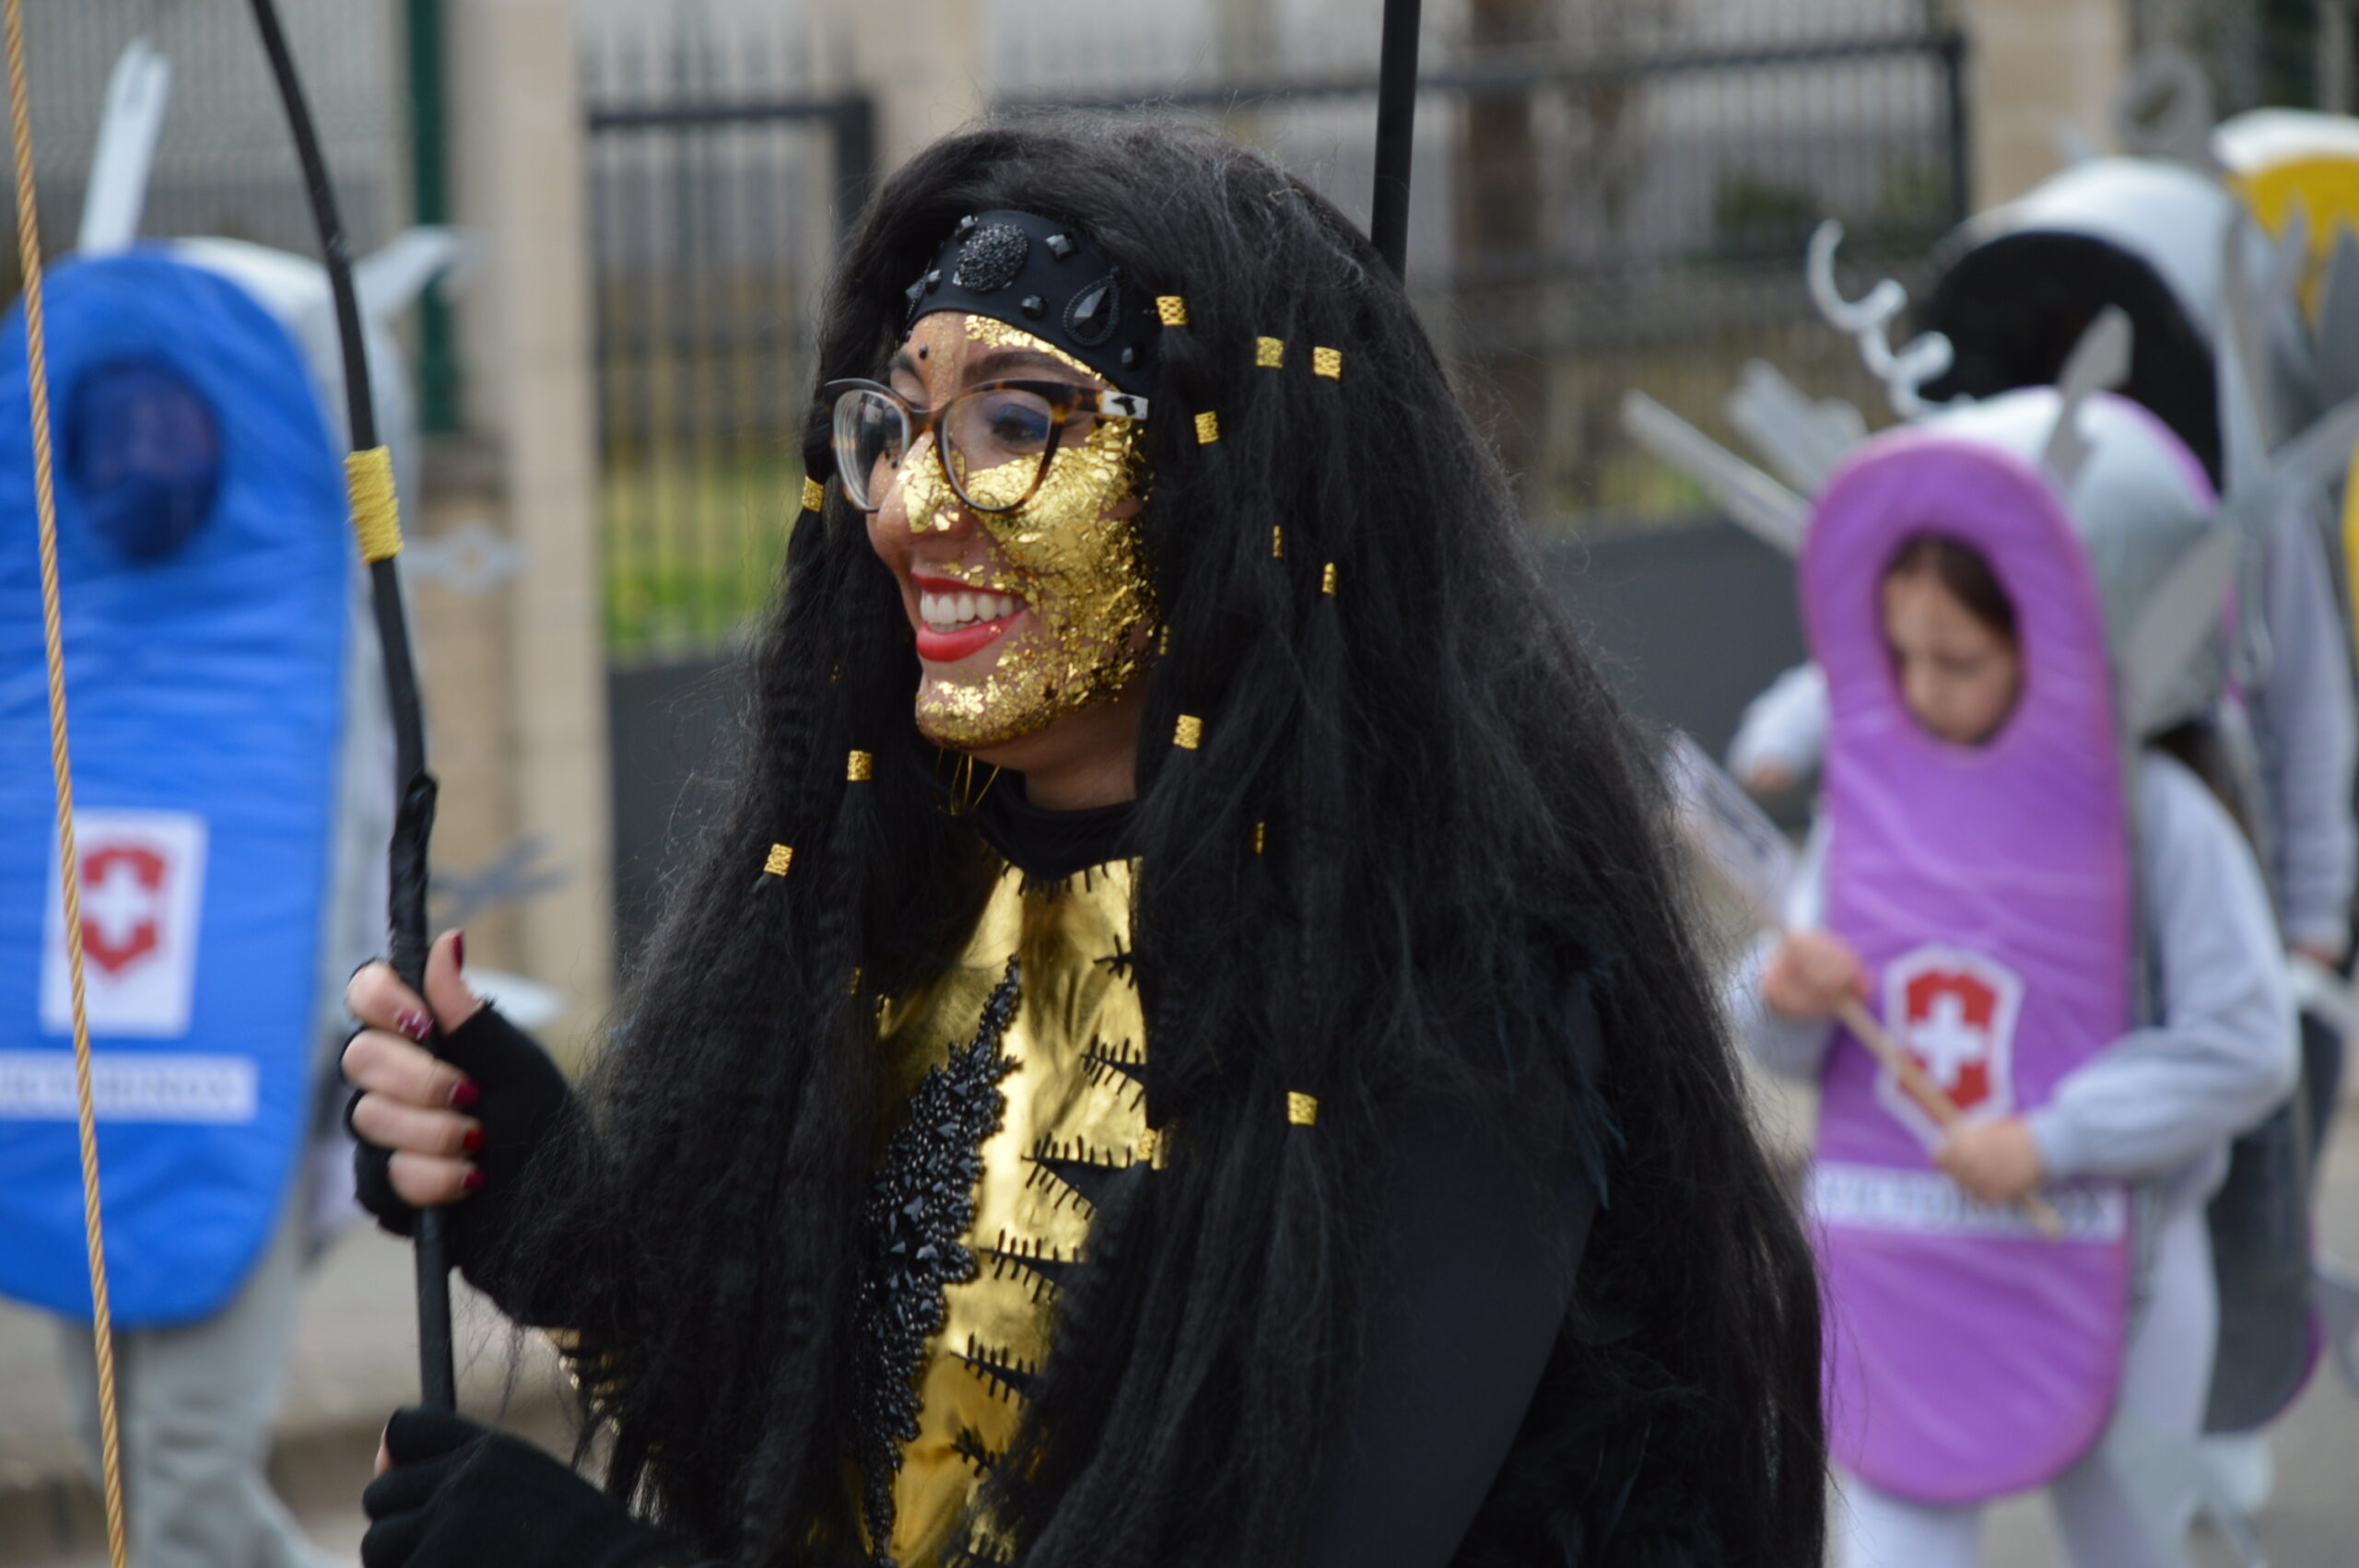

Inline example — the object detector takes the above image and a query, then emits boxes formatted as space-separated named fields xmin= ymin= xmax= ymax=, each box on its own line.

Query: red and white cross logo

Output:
xmin=80 ymin=844 xmax=169 ymax=974
xmin=41 ymin=810 xmax=208 ymax=1038
xmin=1874 ymin=945 xmax=2025 ymax=1143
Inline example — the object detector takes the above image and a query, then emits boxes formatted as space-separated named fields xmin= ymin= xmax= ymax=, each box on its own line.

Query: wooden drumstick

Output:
xmin=1831 ymin=994 xmax=2066 ymax=1240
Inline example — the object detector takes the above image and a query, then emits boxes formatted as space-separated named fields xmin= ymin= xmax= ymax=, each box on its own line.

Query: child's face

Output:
xmin=1881 ymin=570 xmax=2022 ymax=746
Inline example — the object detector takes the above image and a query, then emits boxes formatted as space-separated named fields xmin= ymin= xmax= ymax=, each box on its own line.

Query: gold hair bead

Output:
xmin=1193 ymin=410 xmax=1220 ymax=445
xmin=763 ymin=844 xmax=794 ymax=878
xmin=1286 ymin=1092 xmax=1320 ymax=1127
xmin=1174 ymin=714 xmax=1204 ymax=751
xmin=1255 ymin=335 xmax=1285 ymax=369
xmin=1156 ymin=295 xmax=1191 ymax=326
xmin=1320 ymin=561 xmax=1339 ymax=597
xmin=847 ymin=749 xmax=874 ymax=782
xmin=846 ymin=965 xmax=863 ymax=997
xmin=1271 ymin=525 xmax=1285 ymax=559
xmin=800 ymin=475 xmax=826 ymax=512
xmin=1158 ymin=624 xmax=1171 ymax=657
xmin=1312 ymin=346 xmax=1343 ymax=380
xmin=1252 ymin=820 xmax=1267 ymax=855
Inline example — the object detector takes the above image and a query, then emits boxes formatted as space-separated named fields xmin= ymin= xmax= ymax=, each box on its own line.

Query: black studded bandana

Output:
xmin=903 ymin=210 xmax=1161 ymax=396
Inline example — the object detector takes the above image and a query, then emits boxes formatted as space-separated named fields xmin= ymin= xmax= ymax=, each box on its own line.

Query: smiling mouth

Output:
xmin=918 ymin=587 xmax=1026 ymax=633
xmin=910 ymin=576 xmax=1028 ymax=664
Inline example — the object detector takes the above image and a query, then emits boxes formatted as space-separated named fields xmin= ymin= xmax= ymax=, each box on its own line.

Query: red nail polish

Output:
xmin=450 ymin=1081 xmax=480 ymax=1112
xmin=395 ymin=1009 xmax=431 ymax=1042
xmin=463 ymin=1169 xmax=486 ymax=1194
xmin=462 ymin=1127 xmax=485 ymax=1154
xmin=452 ymin=930 xmax=466 ymax=970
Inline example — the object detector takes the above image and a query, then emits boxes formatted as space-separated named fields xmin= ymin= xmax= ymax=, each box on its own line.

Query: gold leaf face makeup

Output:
xmin=892 ymin=318 xmax=1156 ymax=751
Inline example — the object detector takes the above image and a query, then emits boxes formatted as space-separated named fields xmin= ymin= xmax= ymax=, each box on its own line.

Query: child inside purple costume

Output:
xmin=1734 ymin=388 xmax=2296 ymax=1568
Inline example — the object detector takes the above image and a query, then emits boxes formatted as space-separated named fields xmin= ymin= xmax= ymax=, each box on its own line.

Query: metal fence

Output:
xmin=3 ymin=1 xmax=406 ymax=295
xmin=584 ymin=0 xmax=1967 ymax=661
xmin=1000 ymin=2 xmax=1967 ymax=526
xmin=582 ymin=17 xmax=871 ymax=664
xmin=2132 ymin=0 xmax=2344 ymax=114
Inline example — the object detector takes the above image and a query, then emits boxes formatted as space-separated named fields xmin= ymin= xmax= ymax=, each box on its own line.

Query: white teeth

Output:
xmin=919 ymin=587 xmax=1027 ymax=633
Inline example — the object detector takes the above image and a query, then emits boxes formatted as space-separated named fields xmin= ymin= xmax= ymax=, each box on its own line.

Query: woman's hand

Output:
xmin=1936 ymin=1117 xmax=2046 ymax=1205
xmin=342 ymin=929 xmax=581 ymax=1295
xmin=363 ymin=1407 xmax=685 ymax=1568
xmin=1760 ymin=929 xmax=1869 ymax=1023
xmin=344 ymin=931 xmax=488 ymax=1210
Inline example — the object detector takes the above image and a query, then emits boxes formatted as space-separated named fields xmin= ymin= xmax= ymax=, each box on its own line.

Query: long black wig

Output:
xmin=514 ymin=112 xmax=1825 ymax=1568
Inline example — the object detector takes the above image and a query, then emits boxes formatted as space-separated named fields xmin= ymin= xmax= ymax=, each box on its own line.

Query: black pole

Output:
xmin=1370 ymin=0 xmax=1423 ymax=276
xmin=247 ymin=0 xmax=454 ymax=1411
xmin=1940 ymin=29 xmax=1971 ymax=228
xmin=833 ymin=95 xmax=876 ymax=241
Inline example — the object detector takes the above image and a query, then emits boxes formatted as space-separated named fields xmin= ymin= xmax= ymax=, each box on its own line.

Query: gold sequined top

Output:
xmin=868 ymin=853 xmax=1154 ymax=1567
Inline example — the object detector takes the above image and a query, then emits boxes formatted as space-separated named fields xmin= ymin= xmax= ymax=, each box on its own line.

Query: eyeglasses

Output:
xmin=823 ymin=377 xmax=1151 ymax=514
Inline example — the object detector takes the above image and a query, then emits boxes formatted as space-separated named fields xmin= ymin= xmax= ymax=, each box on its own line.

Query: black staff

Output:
xmin=1369 ymin=0 xmax=1423 ymax=276
xmin=247 ymin=0 xmax=453 ymax=1409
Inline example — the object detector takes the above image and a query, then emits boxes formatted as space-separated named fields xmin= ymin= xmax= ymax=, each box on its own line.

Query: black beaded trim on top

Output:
xmin=852 ymin=957 xmax=1025 ymax=1567
xmin=905 ymin=210 xmax=1162 ymax=396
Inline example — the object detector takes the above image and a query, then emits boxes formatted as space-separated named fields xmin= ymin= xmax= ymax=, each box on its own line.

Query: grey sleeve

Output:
xmin=2027 ymin=754 xmax=2298 ymax=1182
xmin=1727 ymin=661 xmax=1830 ymax=783
xmin=1723 ymin=823 xmax=1837 ymax=1082
xmin=2256 ymin=504 xmax=2357 ymax=955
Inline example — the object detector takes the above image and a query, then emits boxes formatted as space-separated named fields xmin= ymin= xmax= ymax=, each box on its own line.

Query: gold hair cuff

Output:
xmin=1156 ymin=295 xmax=1191 ymax=326
xmin=847 ymin=749 xmax=874 ymax=781
xmin=1255 ymin=336 xmax=1285 ymax=369
xmin=1271 ymin=525 xmax=1285 ymax=559
xmin=1158 ymin=624 xmax=1172 ymax=657
xmin=1252 ymin=820 xmax=1267 ymax=855
xmin=763 ymin=844 xmax=794 ymax=878
xmin=1320 ymin=562 xmax=1339 ymax=596
xmin=346 ymin=448 xmax=402 ymax=563
xmin=1312 ymin=346 xmax=1343 ymax=380
xmin=846 ymin=965 xmax=863 ymax=996
xmin=800 ymin=475 xmax=827 ymax=512
xmin=1286 ymin=1092 xmax=1320 ymax=1127
xmin=1174 ymin=714 xmax=1204 ymax=750
xmin=1194 ymin=410 xmax=1220 ymax=445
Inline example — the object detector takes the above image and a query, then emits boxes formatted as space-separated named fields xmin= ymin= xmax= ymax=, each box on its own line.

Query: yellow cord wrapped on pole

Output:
xmin=346 ymin=446 xmax=404 ymax=563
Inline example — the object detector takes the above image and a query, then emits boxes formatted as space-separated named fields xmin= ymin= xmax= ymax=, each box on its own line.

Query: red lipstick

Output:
xmin=911 ymin=573 xmax=1025 ymax=663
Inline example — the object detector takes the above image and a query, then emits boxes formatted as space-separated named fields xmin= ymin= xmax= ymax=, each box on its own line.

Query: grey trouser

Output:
xmin=55 ymin=1179 xmax=336 ymax=1568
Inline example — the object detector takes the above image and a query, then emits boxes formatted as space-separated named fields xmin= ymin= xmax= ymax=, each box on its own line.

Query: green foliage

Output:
xmin=603 ymin=454 xmax=799 ymax=661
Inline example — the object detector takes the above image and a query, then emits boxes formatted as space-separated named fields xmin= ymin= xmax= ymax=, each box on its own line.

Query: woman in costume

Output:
xmin=339 ymin=116 xmax=1825 ymax=1568
xmin=1733 ymin=385 xmax=2295 ymax=1568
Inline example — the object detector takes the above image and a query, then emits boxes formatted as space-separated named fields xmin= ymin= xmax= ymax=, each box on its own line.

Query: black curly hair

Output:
xmin=509 ymin=111 xmax=1825 ymax=1568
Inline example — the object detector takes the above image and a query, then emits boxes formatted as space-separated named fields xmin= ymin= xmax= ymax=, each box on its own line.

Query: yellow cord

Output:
xmin=5 ymin=0 xmax=128 ymax=1562
xmin=346 ymin=447 xmax=403 ymax=562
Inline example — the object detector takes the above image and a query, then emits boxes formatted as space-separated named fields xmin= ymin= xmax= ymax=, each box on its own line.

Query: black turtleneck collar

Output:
xmin=969 ymin=778 xmax=1137 ymax=883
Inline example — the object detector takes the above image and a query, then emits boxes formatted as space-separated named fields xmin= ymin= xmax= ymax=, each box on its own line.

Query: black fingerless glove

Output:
xmin=349 ymin=1004 xmax=581 ymax=1298
xmin=362 ymin=1407 xmax=688 ymax=1568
